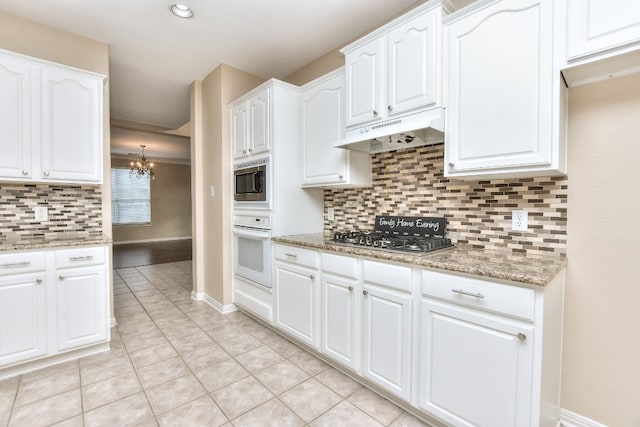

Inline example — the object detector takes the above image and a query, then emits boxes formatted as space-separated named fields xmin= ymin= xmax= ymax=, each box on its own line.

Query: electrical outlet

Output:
xmin=512 ymin=210 xmax=528 ymax=231
xmin=327 ymin=207 xmax=335 ymax=221
xmin=209 ymin=185 xmax=215 ymax=198
xmin=34 ymin=206 xmax=48 ymax=222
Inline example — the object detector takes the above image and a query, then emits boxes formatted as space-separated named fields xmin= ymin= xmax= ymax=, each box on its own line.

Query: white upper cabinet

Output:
xmin=231 ymin=87 xmax=270 ymax=159
xmin=567 ymin=0 xmax=640 ymax=60
xmin=444 ymin=0 xmax=567 ymax=179
xmin=300 ymin=68 xmax=371 ymax=188
xmin=563 ymin=0 xmax=640 ymax=87
xmin=0 ymin=53 xmax=31 ymax=180
xmin=342 ymin=1 xmax=444 ymax=129
xmin=0 ymin=49 xmax=104 ymax=185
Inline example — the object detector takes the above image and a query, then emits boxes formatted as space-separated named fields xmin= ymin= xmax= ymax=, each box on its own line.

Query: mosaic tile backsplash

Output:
xmin=324 ymin=143 xmax=567 ymax=256
xmin=0 ymin=184 xmax=103 ymax=240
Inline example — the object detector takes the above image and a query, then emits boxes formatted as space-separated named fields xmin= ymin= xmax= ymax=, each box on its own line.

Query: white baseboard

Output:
xmin=110 ymin=317 xmax=118 ymax=328
xmin=113 ymin=237 xmax=192 ymax=245
xmin=191 ymin=290 xmax=237 ymax=314
xmin=560 ymin=409 xmax=608 ymax=427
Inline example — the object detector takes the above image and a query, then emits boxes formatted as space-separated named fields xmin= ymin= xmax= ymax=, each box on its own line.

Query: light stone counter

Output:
xmin=272 ymin=233 xmax=566 ymax=287
xmin=0 ymin=233 xmax=112 ymax=252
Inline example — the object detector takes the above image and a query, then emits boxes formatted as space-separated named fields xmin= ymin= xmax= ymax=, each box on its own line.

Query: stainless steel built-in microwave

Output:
xmin=234 ymin=159 xmax=267 ymax=202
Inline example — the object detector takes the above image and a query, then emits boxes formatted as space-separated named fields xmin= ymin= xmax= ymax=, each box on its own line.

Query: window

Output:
xmin=111 ymin=168 xmax=151 ymax=225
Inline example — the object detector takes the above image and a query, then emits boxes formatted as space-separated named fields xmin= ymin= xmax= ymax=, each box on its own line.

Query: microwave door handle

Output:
xmin=253 ymin=171 xmax=263 ymax=193
xmin=233 ymin=227 xmax=270 ymax=240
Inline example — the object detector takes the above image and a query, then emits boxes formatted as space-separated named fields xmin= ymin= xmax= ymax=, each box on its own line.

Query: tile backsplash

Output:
xmin=0 ymin=184 xmax=103 ymax=240
xmin=324 ymin=143 xmax=567 ymax=256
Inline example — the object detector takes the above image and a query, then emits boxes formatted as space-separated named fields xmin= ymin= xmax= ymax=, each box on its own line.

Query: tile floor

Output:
xmin=0 ymin=261 xmax=431 ymax=427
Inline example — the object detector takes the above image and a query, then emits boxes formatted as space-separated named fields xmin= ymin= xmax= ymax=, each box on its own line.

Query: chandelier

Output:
xmin=130 ymin=145 xmax=155 ymax=180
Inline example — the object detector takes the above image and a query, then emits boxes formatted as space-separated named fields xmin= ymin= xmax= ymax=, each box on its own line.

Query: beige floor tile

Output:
xmin=15 ymin=369 xmax=80 ymax=406
xmin=137 ymin=357 xmax=190 ymax=389
xmin=82 ymin=371 xmax=142 ymax=411
xmin=253 ymin=360 xmax=309 ymax=395
xmin=222 ymin=311 xmax=251 ymax=324
xmin=180 ymin=342 xmax=230 ymax=371
xmin=117 ymin=319 xmax=160 ymax=337
xmin=231 ymin=398 xmax=305 ymax=427
xmin=160 ymin=321 xmax=200 ymax=340
xmin=134 ymin=417 xmax=159 ymax=426
xmin=0 ymin=376 xmax=19 ymax=427
xmin=80 ymin=352 xmax=134 ymax=385
xmin=50 ymin=414 xmax=84 ymax=427
xmin=263 ymin=335 xmax=305 ymax=358
xmin=168 ymin=329 xmax=213 ymax=353
xmin=157 ymin=395 xmax=227 ymax=427
xmin=288 ymin=351 xmax=330 ymax=375
xmin=211 ymin=376 xmax=273 ymax=419
xmin=279 ymin=378 xmax=342 ymax=422
xmin=146 ymin=374 xmax=206 ymax=414
xmin=194 ymin=359 xmax=250 ymax=392
xmin=315 ymin=367 xmax=362 ymax=398
xmin=242 ymin=323 xmax=281 ymax=342
xmin=202 ymin=323 xmax=245 ymax=342
xmin=309 ymin=400 xmax=384 ymax=427
xmin=129 ymin=342 xmax=179 ymax=369
xmin=235 ymin=345 xmax=284 ymax=373
xmin=20 ymin=359 xmax=79 ymax=382
xmin=348 ymin=387 xmax=404 ymax=425
xmin=122 ymin=329 xmax=168 ymax=353
xmin=217 ymin=333 xmax=262 ymax=356
xmin=389 ymin=412 xmax=432 ymax=426
xmin=83 ymin=392 xmax=154 ymax=427
xmin=9 ymin=389 xmax=82 ymax=427
xmin=153 ymin=313 xmax=190 ymax=329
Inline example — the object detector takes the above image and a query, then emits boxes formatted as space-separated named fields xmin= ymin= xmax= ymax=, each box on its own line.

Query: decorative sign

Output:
xmin=374 ymin=216 xmax=446 ymax=237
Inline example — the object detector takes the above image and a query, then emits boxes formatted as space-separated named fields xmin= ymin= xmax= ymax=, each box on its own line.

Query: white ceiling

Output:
xmin=0 ymin=0 xmax=430 ymax=131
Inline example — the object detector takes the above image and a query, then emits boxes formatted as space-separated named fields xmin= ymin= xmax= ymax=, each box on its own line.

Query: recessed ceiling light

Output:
xmin=170 ymin=4 xmax=193 ymax=18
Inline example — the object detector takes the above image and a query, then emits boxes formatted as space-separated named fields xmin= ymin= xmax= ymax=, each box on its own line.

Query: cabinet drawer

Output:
xmin=363 ymin=260 xmax=412 ymax=293
xmin=55 ymin=246 xmax=105 ymax=269
xmin=0 ymin=251 xmax=46 ymax=275
xmin=421 ymin=270 xmax=535 ymax=321
xmin=321 ymin=252 xmax=358 ymax=279
xmin=274 ymin=244 xmax=318 ymax=269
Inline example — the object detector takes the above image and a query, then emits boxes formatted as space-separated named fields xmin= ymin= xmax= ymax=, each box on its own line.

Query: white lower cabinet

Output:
xmin=56 ymin=265 xmax=107 ymax=351
xmin=0 ymin=245 xmax=110 ymax=373
xmin=0 ymin=272 xmax=48 ymax=366
xmin=419 ymin=299 xmax=534 ymax=427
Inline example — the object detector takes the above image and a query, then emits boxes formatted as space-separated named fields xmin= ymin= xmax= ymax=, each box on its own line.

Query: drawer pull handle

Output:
xmin=69 ymin=255 xmax=94 ymax=261
xmin=1 ymin=261 xmax=31 ymax=268
xmin=348 ymin=286 xmax=353 ymax=292
xmin=59 ymin=275 xmax=65 ymax=280
xmin=284 ymin=253 xmax=298 ymax=260
xmin=309 ymin=274 xmax=315 ymax=280
xmin=449 ymin=162 xmax=455 ymax=168
xmin=517 ymin=333 xmax=527 ymax=342
xmin=451 ymin=288 xmax=485 ymax=299
xmin=363 ymin=290 xmax=369 ymax=296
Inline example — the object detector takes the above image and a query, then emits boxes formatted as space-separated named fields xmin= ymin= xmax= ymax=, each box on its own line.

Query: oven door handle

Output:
xmin=232 ymin=226 xmax=270 ymax=240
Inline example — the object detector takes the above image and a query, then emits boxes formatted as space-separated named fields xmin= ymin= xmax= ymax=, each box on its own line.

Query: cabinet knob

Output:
xmin=338 ymin=175 xmax=344 ymax=180
xmin=58 ymin=275 xmax=65 ymax=280
xmin=373 ymin=110 xmax=378 ymax=116
xmin=43 ymin=171 xmax=50 ymax=176
xmin=36 ymin=278 xmax=43 ymax=284
xmin=448 ymin=162 xmax=455 ymax=168
xmin=309 ymin=274 xmax=315 ymax=280
xmin=242 ymin=149 xmax=247 ymax=154
xmin=248 ymin=148 xmax=252 ymax=152
xmin=517 ymin=333 xmax=527 ymax=342
xmin=362 ymin=290 xmax=369 ymax=296
xmin=348 ymin=286 xmax=353 ymax=292
xmin=22 ymin=170 xmax=29 ymax=175
xmin=387 ymin=105 xmax=392 ymax=111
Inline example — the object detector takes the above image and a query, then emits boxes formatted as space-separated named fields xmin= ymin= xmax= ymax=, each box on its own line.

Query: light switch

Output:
xmin=209 ymin=186 xmax=215 ymax=198
xmin=328 ymin=207 xmax=335 ymax=221
xmin=34 ymin=206 xmax=48 ymax=222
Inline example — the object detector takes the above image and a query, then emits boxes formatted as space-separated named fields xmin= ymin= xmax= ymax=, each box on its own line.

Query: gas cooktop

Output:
xmin=331 ymin=216 xmax=453 ymax=254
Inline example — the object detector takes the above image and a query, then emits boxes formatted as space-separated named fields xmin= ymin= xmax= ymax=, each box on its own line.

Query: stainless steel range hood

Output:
xmin=334 ymin=108 xmax=445 ymax=154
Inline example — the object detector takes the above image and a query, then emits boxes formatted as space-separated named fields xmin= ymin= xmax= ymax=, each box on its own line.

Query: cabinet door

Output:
xmin=362 ymin=284 xmax=412 ymax=400
xmin=232 ymin=101 xmax=249 ymax=159
xmin=301 ymin=74 xmax=348 ymax=186
xmin=344 ymin=38 xmax=385 ymax=127
xmin=321 ymin=273 xmax=357 ymax=370
xmin=249 ymin=88 xmax=270 ymax=155
xmin=0 ymin=274 xmax=47 ymax=367
xmin=275 ymin=262 xmax=319 ymax=348
xmin=419 ymin=299 xmax=534 ymax=427
xmin=445 ymin=0 xmax=553 ymax=173
xmin=568 ymin=0 xmax=640 ymax=59
xmin=40 ymin=66 xmax=103 ymax=183
xmin=387 ymin=9 xmax=439 ymax=116
xmin=0 ymin=54 xmax=32 ymax=180
xmin=56 ymin=266 xmax=108 ymax=351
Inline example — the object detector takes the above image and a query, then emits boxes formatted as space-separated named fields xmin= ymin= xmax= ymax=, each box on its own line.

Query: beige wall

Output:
xmin=111 ymin=158 xmax=191 ymax=243
xmin=563 ymin=73 xmax=640 ymax=427
xmin=191 ymin=65 xmax=264 ymax=304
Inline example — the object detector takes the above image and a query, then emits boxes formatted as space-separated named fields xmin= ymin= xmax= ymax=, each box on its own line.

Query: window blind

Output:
xmin=111 ymin=168 xmax=151 ymax=225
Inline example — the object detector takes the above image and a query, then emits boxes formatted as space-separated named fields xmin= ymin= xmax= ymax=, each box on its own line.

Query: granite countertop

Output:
xmin=272 ymin=233 xmax=567 ymax=287
xmin=0 ymin=234 xmax=113 ymax=252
